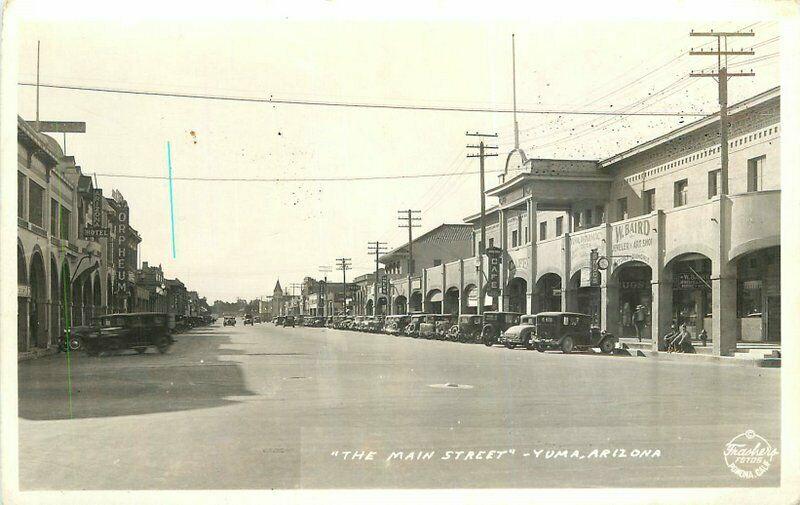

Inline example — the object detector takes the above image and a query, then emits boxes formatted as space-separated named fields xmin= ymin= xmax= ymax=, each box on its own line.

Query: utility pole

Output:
xmin=336 ymin=258 xmax=352 ymax=315
xmin=467 ymin=132 xmax=498 ymax=314
xmin=367 ymin=241 xmax=389 ymax=315
xmin=397 ymin=209 xmax=421 ymax=313
xmin=289 ymin=283 xmax=303 ymax=315
xmin=690 ymin=28 xmax=755 ymax=196
xmin=35 ymin=40 xmax=40 ymax=132
xmin=318 ymin=265 xmax=331 ymax=317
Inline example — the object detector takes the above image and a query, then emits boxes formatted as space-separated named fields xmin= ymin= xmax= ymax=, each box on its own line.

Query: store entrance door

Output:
xmin=765 ymin=295 xmax=780 ymax=342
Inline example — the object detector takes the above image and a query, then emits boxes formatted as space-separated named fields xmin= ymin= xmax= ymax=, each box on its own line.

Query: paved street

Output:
xmin=18 ymin=321 xmax=780 ymax=489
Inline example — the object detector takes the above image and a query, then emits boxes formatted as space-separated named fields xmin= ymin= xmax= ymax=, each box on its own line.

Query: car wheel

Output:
xmin=524 ymin=337 xmax=535 ymax=350
xmin=560 ymin=336 xmax=575 ymax=354
xmin=536 ymin=343 xmax=545 ymax=353
xmin=504 ymin=341 xmax=514 ymax=349
xmin=599 ymin=338 xmax=615 ymax=354
xmin=135 ymin=347 xmax=147 ymax=354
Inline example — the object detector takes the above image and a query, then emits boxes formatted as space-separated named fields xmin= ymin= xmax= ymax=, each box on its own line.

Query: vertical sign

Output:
xmin=485 ymin=246 xmax=503 ymax=297
xmin=115 ymin=205 xmax=129 ymax=293
xmin=589 ymin=248 xmax=601 ymax=287
xmin=380 ymin=275 xmax=388 ymax=295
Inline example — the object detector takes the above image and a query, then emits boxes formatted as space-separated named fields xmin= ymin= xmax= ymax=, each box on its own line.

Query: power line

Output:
xmin=92 ymin=169 xmax=504 ymax=183
xmin=17 ymin=81 xmax=707 ymax=117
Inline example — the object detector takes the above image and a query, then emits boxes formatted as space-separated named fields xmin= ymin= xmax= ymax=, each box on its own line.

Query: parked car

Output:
xmin=404 ymin=314 xmax=429 ymax=338
xmin=367 ymin=315 xmax=385 ymax=333
xmin=352 ymin=316 xmax=366 ymax=331
xmin=419 ymin=314 xmax=454 ymax=339
xmin=223 ymin=316 xmax=236 ymax=327
xmin=530 ymin=312 xmax=618 ymax=354
xmin=254 ymin=315 xmax=261 ymax=324
xmin=447 ymin=314 xmax=484 ymax=343
xmin=384 ymin=315 xmax=411 ymax=335
xmin=283 ymin=315 xmax=296 ymax=327
xmin=481 ymin=311 xmax=522 ymax=346
xmin=244 ymin=314 xmax=254 ymax=326
xmin=311 ymin=316 xmax=326 ymax=327
xmin=83 ymin=313 xmax=173 ymax=356
xmin=498 ymin=314 xmax=538 ymax=349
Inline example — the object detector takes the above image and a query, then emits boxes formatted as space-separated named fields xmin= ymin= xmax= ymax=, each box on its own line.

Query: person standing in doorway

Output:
xmin=633 ymin=304 xmax=647 ymax=342
xmin=622 ymin=302 xmax=632 ymax=338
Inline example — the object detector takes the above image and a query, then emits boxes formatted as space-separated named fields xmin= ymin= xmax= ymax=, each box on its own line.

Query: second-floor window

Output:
xmin=50 ymin=199 xmax=59 ymax=236
xmin=574 ymin=212 xmax=582 ymax=229
xmin=524 ymin=225 xmax=529 ymax=243
xmin=28 ymin=181 xmax=44 ymax=227
xmin=708 ymin=169 xmax=721 ymax=198
xmin=643 ymin=189 xmax=656 ymax=213
xmin=539 ymin=221 xmax=547 ymax=241
xmin=617 ymin=198 xmax=628 ymax=220
xmin=18 ymin=173 xmax=26 ymax=220
xmin=511 ymin=230 xmax=518 ymax=248
xmin=60 ymin=206 xmax=71 ymax=240
xmin=595 ymin=205 xmax=605 ymax=223
xmin=585 ymin=209 xmax=593 ymax=227
xmin=748 ymin=156 xmax=764 ymax=192
xmin=556 ymin=216 xmax=564 ymax=236
xmin=674 ymin=179 xmax=688 ymax=207
xmin=488 ymin=238 xmax=494 ymax=248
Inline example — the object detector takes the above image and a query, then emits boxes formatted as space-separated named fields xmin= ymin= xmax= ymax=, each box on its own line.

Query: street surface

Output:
xmin=18 ymin=321 xmax=780 ymax=489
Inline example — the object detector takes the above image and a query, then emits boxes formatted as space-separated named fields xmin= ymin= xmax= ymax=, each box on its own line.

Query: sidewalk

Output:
xmin=616 ymin=338 xmax=781 ymax=368
xmin=17 ymin=346 xmax=58 ymax=362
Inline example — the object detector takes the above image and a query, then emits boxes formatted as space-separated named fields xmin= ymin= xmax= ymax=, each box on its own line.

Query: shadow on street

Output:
xmin=18 ymin=328 xmax=255 ymax=421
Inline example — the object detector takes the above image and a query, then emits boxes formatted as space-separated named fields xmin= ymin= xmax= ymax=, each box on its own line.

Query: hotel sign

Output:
xmin=86 ymin=189 xmax=109 ymax=240
xmin=612 ymin=217 xmax=655 ymax=264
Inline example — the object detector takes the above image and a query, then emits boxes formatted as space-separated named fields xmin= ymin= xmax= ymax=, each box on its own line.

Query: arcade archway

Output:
xmin=507 ymin=277 xmax=527 ymax=314
xmin=394 ymin=295 xmax=407 ymax=315
xmin=535 ymin=273 xmax=562 ymax=312
xmin=444 ymin=287 xmax=460 ymax=315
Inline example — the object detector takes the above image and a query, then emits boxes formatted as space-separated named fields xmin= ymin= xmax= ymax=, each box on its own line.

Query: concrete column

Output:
xmin=459 ymin=259 xmax=466 ymax=315
xmin=601 ymin=284 xmax=619 ymax=334
xmin=561 ymin=233 xmax=571 ymax=311
xmin=526 ymin=198 xmax=537 ymax=314
xmin=651 ymin=279 xmax=673 ymax=350
xmin=499 ymin=209 xmax=507 ymax=311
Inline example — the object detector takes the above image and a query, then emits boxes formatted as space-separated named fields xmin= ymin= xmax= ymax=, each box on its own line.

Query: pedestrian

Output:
xmin=622 ymin=302 xmax=632 ymax=337
xmin=698 ymin=329 xmax=708 ymax=347
xmin=633 ymin=304 xmax=647 ymax=342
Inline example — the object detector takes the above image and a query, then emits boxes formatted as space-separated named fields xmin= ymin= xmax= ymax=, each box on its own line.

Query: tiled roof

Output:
xmin=381 ymin=224 xmax=472 ymax=259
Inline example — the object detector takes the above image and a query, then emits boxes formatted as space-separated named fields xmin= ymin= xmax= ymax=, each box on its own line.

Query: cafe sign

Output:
xmin=611 ymin=217 xmax=655 ymax=264
xmin=485 ymin=246 xmax=503 ymax=297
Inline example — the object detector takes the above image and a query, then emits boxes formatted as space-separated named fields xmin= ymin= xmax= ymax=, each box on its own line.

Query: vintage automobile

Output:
xmin=446 ymin=314 xmax=484 ymax=343
xmin=530 ymin=312 xmax=618 ymax=354
xmin=223 ymin=316 xmax=236 ymax=327
xmin=283 ymin=315 xmax=296 ymax=327
xmin=274 ymin=316 xmax=285 ymax=326
xmin=243 ymin=314 xmax=254 ymax=326
xmin=366 ymin=315 xmax=385 ymax=333
xmin=352 ymin=316 xmax=366 ymax=331
xmin=311 ymin=316 xmax=326 ymax=327
xmin=481 ymin=311 xmax=523 ymax=346
xmin=383 ymin=315 xmax=411 ymax=335
xmin=325 ymin=316 xmax=336 ymax=328
xmin=404 ymin=313 xmax=429 ymax=338
xmin=498 ymin=314 xmax=538 ymax=349
xmin=83 ymin=312 xmax=173 ymax=356
xmin=419 ymin=314 xmax=455 ymax=339
xmin=254 ymin=315 xmax=262 ymax=324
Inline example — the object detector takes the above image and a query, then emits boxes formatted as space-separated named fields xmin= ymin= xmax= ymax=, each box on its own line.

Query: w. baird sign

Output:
xmin=612 ymin=217 xmax=655 ymax=264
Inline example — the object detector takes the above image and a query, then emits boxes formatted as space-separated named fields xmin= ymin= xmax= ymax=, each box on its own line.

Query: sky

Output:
xmin=14 ymin=2 xmax=783 ymax=302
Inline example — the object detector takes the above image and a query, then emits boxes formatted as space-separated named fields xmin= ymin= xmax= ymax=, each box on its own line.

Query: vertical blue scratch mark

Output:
xmin=167 ymin=141 xmax=177 ymax=259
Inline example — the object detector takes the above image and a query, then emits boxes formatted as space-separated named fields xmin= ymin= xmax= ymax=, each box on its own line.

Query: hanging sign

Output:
xmin=485 ymin=246 xmax=503 ymax=297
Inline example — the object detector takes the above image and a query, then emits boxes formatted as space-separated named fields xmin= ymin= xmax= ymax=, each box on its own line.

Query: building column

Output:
xmin=561 ymin=232 xmax=572 ymax=311
xmin=499 ymin=209 xmax=507 ymax=311
xmin=601 ymin=284 xmax=619 ymax=333
xmin=441 ymin=263 xmax=447 ymax=315
xmin=650 ymin=279 xmax=673 ymax=350
xmin=526 ymin=198 xmax=537 ymax=314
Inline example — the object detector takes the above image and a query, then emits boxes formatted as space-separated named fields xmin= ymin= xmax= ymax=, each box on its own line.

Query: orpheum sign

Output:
xmin=612 ymin=217 xmax=654 ymax=264
xmin=115 ymin=203 xmax=130 ymax=293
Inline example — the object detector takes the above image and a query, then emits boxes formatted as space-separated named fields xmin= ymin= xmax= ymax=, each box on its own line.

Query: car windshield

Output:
xmin=101 ymin=316 xmax=127 ymax=327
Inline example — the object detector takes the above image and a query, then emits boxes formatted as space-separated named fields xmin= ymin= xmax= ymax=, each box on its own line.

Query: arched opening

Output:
xmin=535 ymin=273 xmax=562 ymax=312
xmin=50 ymin=256 xmax=60 ymax=345
xmin=29 ymin=251 xmax=48 ymax=348
xmin=93 ymin=272 xmax=102 ymax=316
xmin=61 ymin=261 xmax=72 ymax=333
xmin=665 ymin=253 xmax=713 ymax=343
xmin=376 ymin=296 xmax=388 ymax=316
xmin=611 ymin=261 xmax=652 ymax=339
xmin=735 ymin=246 xmax=780 ymax=343
xmin=463 ymin=284 xmax=494 ymax=314
xmin=394 ymin=295 xmax=407 ymax=315
xmin=444 ymin=287 xmax=460 ymax=315
xmin=568 ymin=269 xmax=602 ymax=326
xmin=18 ymin=243 xmax=29 ymax=352
xmin=507 ymin=277 xmax=527 ymax=314
xmin=365 ymin=299 xmax=374 ymax=316
xmin=410 ymin=291 xmax=423 ymax=312
xmin=425 ymin=289 xmax=442 ymax=313
xmin=82 ymin=274 xmax=93 ymax=325
xmin=107 ymin=274 xmax=113 ymax=313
